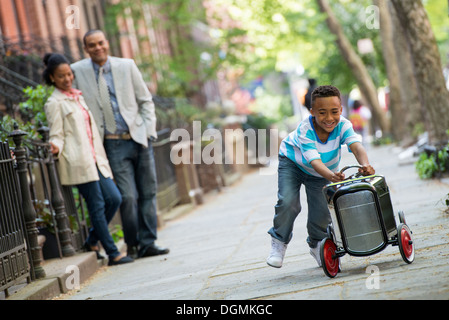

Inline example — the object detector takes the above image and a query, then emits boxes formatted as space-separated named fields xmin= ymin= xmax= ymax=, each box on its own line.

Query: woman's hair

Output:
xmin=42 ymin=53 xmax=70 ymax=85
xmin=311 ymin=85 xmax=341 ymax=108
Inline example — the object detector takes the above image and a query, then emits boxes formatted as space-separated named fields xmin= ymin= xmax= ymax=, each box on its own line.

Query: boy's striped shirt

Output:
xmin=279 ymin=115 xmax=361 ymax=177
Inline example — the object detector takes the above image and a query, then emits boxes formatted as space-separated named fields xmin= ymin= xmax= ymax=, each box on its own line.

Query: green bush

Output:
xmin=415 ymin=144 xmax=449 ymax=179
xmin=0 ymin=85 xmax=52 ymax=144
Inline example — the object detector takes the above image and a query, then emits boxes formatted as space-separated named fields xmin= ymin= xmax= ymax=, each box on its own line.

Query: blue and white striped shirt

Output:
xmin=279 ymin=115 xmax=361 ymax=177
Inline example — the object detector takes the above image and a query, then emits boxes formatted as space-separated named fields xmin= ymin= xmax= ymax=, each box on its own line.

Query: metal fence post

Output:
xmin=8 ymin=125 xmax=46 ymax=279
xmin=38 ymin=125 xmax=76 ymax=257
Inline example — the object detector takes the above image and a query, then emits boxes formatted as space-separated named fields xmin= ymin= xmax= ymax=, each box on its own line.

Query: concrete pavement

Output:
xmin=7 ymin=144 xmax=449 ymax=300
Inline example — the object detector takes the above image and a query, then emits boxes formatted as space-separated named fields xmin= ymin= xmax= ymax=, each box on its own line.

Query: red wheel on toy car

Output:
xmin=398 ymin=223 xmax=414 ymax=264
xmin=320 ymin=238 xmax=339 ymax=278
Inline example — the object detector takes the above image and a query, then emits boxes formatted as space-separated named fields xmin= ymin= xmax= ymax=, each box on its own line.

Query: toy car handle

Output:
xmin=340 ymin=165 xmax=363 ymax=174
xmin=340 ymin=165 xmax=363 ymax=179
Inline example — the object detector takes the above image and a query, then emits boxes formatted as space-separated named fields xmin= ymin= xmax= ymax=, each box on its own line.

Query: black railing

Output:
xmin=154 ymin=128 xmax=180 ymax=212
xmin=0 ymin=124 xmax=88 ymax=297
xmin=0 ymin=140 xmax=31 ymax=297
xmin=0 ymin=34 xmax=83 ymax=115
xmin=26 ymin=126 xmax=81 ymax=259
xmin=0 ymin=63 xmax=40 ymax=117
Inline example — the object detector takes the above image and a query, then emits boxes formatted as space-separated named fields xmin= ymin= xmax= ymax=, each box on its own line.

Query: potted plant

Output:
xmin=34 ymin=199 xmax=61 ymax=259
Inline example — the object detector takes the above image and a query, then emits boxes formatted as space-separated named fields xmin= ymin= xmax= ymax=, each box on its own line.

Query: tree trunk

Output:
xmin=374 ymin=0 xmax=404 ymax=142
xmin=316 ymin=0 xmax=390 ymax=135
xmin=391 ymin=0 xmax=449 ymax=145
xmin=388 ymin=1 xmax=426 ymax=145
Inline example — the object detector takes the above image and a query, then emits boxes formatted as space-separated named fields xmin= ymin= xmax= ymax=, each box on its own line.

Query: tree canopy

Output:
xmin=214 ymin=0 xmax=447 ymax=95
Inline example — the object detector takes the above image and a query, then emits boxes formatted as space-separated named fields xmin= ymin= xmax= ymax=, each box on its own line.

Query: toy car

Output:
xmin=320 ymin=165 xmax=415 ymax=278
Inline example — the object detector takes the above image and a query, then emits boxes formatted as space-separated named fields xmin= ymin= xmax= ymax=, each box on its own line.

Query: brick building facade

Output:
xmin=0 ymin=0 xmax=229 ymax=111
xmin=0 ymin=0 xmax=108 ymax=61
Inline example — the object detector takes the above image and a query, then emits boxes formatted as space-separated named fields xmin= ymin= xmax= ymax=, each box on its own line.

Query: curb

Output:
xmin=7 ymin=251 xmax=101 ymax=300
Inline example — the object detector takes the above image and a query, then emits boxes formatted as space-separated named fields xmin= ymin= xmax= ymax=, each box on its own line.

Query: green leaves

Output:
xmin=107 ymin=0 xmax=220 ymax=98
xmin=0 ymin=85 xmax=53 ymax=143
xmin=415 ymin=144 xmax=449 ymax=179
xmin=19 ymin=85 xmax=53 ymax=125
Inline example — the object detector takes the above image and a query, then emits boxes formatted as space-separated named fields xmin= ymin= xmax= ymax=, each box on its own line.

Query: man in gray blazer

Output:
xmin=72 ymin=29 xmax=169 ymax=259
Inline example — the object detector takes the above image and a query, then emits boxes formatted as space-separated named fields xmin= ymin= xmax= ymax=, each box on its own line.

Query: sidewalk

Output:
xmin=6 ymin=144 xmax=449 ymax=300
xmin=3 ymin=208 xmax=190 ymax=300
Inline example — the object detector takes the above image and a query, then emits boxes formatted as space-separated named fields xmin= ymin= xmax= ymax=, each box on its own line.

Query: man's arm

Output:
xmin=130 ymin=61 xmax=157 ymax=139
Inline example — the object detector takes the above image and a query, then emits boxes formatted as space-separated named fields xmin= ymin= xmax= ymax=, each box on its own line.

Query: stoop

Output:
xmin=7 ymin=252 xmax=99 ymax=300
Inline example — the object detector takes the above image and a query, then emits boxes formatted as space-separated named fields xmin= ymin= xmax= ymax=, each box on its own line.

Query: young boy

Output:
xmin=267 ymin=85 xmax=375 ymax=268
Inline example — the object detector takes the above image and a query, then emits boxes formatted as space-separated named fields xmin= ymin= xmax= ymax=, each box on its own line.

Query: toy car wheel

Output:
xmin=320 ymin=238 xmax=339 ymax=278
xmin=398 ymin=211 xmax=406 ymax=224
xmin=326 ymin=225 xmax=334 ymax=241
xmin=397 ymin=223 xmax=414 ymax=264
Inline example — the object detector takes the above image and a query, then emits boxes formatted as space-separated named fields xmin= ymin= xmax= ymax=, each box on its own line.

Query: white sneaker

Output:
xmin=310 ymin=245 xmax=322 ymax=267
xmin=266 ymin=237 xmax=287 ymax=268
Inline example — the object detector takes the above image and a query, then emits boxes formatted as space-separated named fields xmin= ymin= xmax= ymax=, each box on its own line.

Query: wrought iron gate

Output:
xmin=0 ymin=141 xmax=31 ymax=297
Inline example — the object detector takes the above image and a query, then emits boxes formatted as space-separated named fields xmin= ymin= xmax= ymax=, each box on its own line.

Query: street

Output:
xmin=59 ymin=144 xmax=449 ymax=300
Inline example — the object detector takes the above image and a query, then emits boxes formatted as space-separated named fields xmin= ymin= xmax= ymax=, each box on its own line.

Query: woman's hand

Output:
xmin=49 ymin=142 xmax=59 ymax=155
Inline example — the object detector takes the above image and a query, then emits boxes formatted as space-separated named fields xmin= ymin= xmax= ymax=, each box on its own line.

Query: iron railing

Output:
xmin=154 ymin=128 xmax=181 ymax=212
xmin=0 ymin=140 xmax=31 ymax=297
xmin=0 ymin=124 xmax=87 ymax=297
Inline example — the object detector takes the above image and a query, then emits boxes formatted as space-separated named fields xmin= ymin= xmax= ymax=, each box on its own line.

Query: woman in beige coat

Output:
xmin=43 ymin=53 xmax=132 ymax=266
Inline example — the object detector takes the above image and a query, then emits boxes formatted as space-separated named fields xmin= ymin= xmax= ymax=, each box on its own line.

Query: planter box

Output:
xmin=38 ymin=227 xmax=61 ymax=260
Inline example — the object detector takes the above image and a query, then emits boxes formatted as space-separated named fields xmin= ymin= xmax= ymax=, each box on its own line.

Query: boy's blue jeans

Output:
xmin=77 ymin=169 xmax=122 ymax=259
xmin=268 ymin=156 xmax=331 ymax=248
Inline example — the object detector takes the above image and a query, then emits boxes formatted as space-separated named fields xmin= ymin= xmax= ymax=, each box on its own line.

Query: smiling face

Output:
xmin=310 ymin=96 xmax=342 ymax=135
xmin=50 ymin=63 xmax=74 ymax=92
xmin=84 ymin=31 xmax=110 ymax=66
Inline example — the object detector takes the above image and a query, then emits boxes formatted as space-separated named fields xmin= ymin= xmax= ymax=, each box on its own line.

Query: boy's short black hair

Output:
xmin=311 ymin=85 xmax=341 ymax=108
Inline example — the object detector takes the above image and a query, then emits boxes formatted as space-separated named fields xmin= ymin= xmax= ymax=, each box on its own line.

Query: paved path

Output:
xmin=60 ymin=145 xmax=449 ymax=300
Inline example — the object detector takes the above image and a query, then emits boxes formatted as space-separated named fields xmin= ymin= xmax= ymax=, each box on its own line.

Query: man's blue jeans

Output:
xmin=77 ymin=169 xmax=122 ymax=259
xmin=104 ymin=139 xmax=158 ymax=256
xmin=268 ymin=156 xmax=331 ymax=248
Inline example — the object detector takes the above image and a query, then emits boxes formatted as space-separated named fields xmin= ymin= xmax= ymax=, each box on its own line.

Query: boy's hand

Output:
xmin=330 ymin=171 xmax=345 ymax=183
xmin=358 ymin=164 xmax=375 ymax=176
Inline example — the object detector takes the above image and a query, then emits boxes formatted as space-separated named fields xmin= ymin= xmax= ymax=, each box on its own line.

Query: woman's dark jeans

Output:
xmin=77 ymin=169 xmax=122 ymax=259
